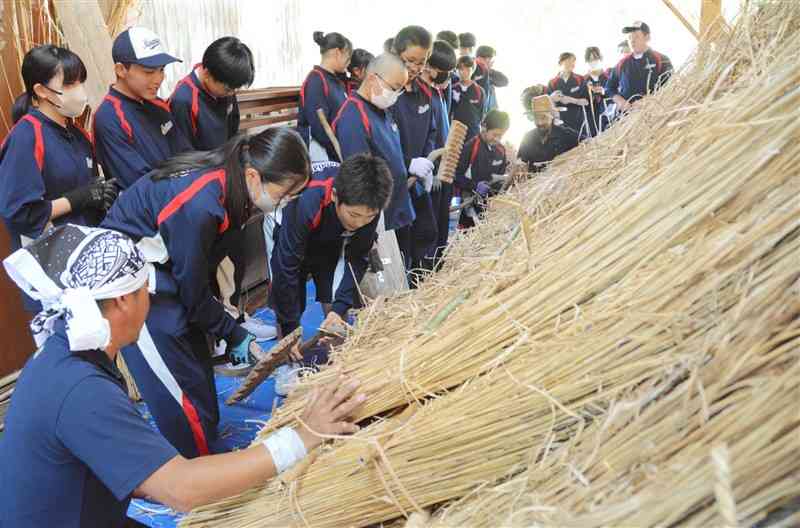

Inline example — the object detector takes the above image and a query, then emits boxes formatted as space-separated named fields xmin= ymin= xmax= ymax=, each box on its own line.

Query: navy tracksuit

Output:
xmin=451 ymin=81 xmax=485 ymax=140
xmin=298 ymin=66 xmax=348 ymax=161
xmin=605 ymin=49 xmax=673 ymax=105
xmin=270 ymin=164 xmax=376 ymax=336
xmin=518 ymin=125 xmax=579 ymax=173
xmin=583 ymin=70 xmax=611 ymax=137
xmin=170 ymin=66 xmax=240 ymax=151
xmin=547 ymin=73 xmax=587 ymax=141
xmin=427 ymin=83 xmax=453 ymax=270
xmin=454 ymin=135 xmax=508 ymax=229
xmin=102 ymin=168 xmax=248 ymax=458
xmin=390 ymin=79 xmax=438 ymax=274
xmin=333 ymin=93 xmax=414 ymax=232
xmin=92 ymin=86 xmax=190 ymax=189
xmin=0 ymin=110 xmax=101 ymax=312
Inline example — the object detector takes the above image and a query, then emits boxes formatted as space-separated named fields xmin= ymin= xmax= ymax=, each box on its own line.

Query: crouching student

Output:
xmin=454 ymin=110 xmax=510 ymax=229
xmin=93 ymin=27 xmax=190 ymax=189
xmin=0 ymin=225 xmax=365 ymax=526
xmin=101 ymin=128 xmax=310 ymax=458
xmin=171 ymin=36 xmax=255 ymax=151
xmin=270 ymin=154 xmax=392 ymax=363
xmin=451 ymin=55 xmax=485 ymax=140
xmin=518 ymin=95 xmax=579 ymax=173
xmin=171 ymin=36 xmax=272 ymax=344
xmin=299 ymin=31 xmax=351 ymax=162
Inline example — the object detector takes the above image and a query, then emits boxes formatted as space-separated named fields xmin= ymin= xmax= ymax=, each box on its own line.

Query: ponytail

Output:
xmin=312 ymin=31 xmax=352 ymax=54
xmin=11 ymin=94 xmax=33 ymax=124
xmin=152 ymin=129 xmax=310 ymax=229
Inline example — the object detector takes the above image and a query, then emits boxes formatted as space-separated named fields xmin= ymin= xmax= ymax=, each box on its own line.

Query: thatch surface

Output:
xmin=182 ymin=2 xmax=800 ymax=526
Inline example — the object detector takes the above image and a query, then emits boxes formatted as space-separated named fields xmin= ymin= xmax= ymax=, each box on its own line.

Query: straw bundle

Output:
xmin=182 ymin=2 xmax=800 ymax=526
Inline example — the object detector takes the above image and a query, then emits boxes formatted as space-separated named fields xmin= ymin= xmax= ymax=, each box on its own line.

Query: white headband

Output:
xmin=3 ymin=225 xmax=152 ymax=351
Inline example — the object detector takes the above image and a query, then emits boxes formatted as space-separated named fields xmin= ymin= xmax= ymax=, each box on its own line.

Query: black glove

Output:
xmin=101 ymin=179 xmax=119 ymax=211
xmin=64 ymin=181 xmax=109 ymax=212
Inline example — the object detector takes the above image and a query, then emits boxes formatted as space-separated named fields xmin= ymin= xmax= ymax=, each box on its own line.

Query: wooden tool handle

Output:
xmin=316 ymin=108 xmax=343 ymax=162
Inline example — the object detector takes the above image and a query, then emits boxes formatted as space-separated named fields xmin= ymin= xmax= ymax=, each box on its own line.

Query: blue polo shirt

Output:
xmin=170 ymin=67 xmax=240 ymax=151
xmin=332 ymin=93 xmax=414 ymax=231
xmin=93 ymin=86 xmax=191 ymax=189
xmin=0 ymin=320 xmax=178 ymax=527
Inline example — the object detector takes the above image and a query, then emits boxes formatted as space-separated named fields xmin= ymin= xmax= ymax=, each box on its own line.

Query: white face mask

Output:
xmin=248 ymin=177 xmax=279 ymax=214
xmin=46 ymin=84 xmax=88 ymax=118
xmin=372 ymin=85 xmax=401 ymax=109
xmin=589 ymin=60 xmax=603 ymax=71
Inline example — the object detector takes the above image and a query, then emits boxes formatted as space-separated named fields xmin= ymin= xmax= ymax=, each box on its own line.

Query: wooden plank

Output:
xmin=662 ymin=0 xmax=700 ymax=40
xmin=238 ymin=100 xmax=298 ymax=115
xmin=52 ymin=0 xmax=116 ymax=114
xmin=239 ymin=111 xmax=299 ymax=130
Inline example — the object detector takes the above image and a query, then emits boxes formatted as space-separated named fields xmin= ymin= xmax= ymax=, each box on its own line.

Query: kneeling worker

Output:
xmin=0 ymin=225 xmax=364 ymax=526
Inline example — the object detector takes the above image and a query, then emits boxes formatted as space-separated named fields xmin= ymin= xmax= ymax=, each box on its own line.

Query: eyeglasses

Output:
xmin=376 ymin=73 xmax=405 ymax=95
xmin=400 ymin=54 xmax=428 ymax=70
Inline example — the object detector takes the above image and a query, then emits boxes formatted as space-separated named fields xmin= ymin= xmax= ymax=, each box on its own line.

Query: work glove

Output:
xmin=408 ymin=157 xmax=434 ymax=179
xmin=64 ymin=179 xmax=117 ymax=212
xmin=228 ymin=333 xmax=261 ymax=366
xmin=475 ymin=181 xmax=491 ymax=198
xmin=101 ymin=179 xmax=119 ymax=210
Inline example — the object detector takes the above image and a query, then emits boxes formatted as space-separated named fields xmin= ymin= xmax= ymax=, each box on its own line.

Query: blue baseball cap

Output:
xmin=112 ymin=26 xmax=181 ymax=68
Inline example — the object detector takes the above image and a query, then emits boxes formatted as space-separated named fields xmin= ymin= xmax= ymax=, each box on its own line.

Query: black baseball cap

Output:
xmin=622 ymin=21 xmax=651 ymax=35
xmin=112 ymin=27 xmax=181 ymax=68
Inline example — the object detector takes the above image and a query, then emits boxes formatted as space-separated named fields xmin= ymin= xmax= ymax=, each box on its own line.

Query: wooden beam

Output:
xmin=52 ymin=0 xmax=116 ymax=114
xmin=662 ymin=0 xmax=700 ymax=40
xmin=700 ymin=0 xmax=725 ymax=39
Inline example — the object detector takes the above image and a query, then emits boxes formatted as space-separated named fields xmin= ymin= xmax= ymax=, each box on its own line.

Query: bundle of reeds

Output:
xmin=181 ymin=2 xmax=800 ymax=526
xmin=0 ymin=371 xmax=19 ymax=432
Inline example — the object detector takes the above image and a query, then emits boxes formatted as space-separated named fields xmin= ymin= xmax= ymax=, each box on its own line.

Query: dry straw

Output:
xmin=182 ymin=2 xmax=800 ymax=526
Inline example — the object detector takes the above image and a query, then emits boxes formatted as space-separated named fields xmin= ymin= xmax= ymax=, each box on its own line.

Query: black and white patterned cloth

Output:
xmin=3 ymin=225 xmax=151 ymax=351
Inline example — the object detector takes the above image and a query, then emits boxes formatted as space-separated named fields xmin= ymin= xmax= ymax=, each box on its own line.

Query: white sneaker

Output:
xmin=272 ymin=363 xmax=301 ymax=397
xmin=241 ymin=315 xmax=277 ymax=341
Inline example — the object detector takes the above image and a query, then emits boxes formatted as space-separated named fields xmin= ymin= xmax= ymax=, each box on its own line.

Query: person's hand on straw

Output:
xmin=296 ymin=378 xmax=365 ymax=450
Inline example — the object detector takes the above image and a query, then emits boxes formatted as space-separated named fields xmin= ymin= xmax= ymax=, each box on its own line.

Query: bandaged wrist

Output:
xmin=262 ymin=427 xmax=308 ymax=473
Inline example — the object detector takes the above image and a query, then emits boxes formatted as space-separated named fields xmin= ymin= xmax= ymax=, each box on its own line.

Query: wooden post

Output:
xmin=700 ymin=0 xmax=724 ymax=40
xmin=52 ymin=0 xmax=116 ymax=113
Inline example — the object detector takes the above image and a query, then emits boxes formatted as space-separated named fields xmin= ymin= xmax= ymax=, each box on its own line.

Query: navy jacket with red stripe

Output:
xmin=170 ymin=67 xmax=240 ymax=151
xmin=93 ymin=86 xmax=191 ymax=189
xmin=454 ymin=135 xmax=508 ymax=193
xmin=332 ymin=93 xmax=414 ymax=231
xmin=390 ymin=79 xmax=438 ymax=167
xmin=451 ymin=81 xmax=485 ymax=140
xmin=298 ymin=66 xmax=348 ymax=160
xmin=101 ymin=167 xmax=247 ymax=346
xmin=547 ymin=73 xmax=587 ymax=139
xmin=0 ymin=110 xmax=100 ymax=254
xmin=270 ymin=162 xmax=377 ymax=334
xmin=605 ymin=49 xmax=673 ymax=103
